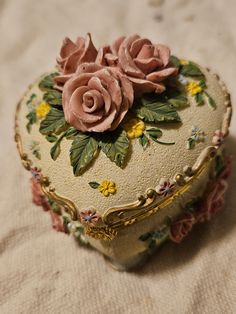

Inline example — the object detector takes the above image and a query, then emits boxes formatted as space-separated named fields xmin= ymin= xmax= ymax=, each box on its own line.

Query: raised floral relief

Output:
xmin=186 ymin=126 xmax=205 ymax=149
xmin=139 ymin=154 xmax=232 ymax=248
xmin=212 ymin=130 xmax=225 ymax=147
xmin=172 ymin=57 xmax=216 ymax=109
xmin=79 ymin=209 xmax=100 ymax=226
xmin=155 ymin=178 xmax=175 ymax=197
xmin=30 ymin=167 xmax=88 ymax=244
xmin=89 ymin=180 xmax=117 ymax=197
xmin=29 ymin=140 xmax=41 ymax=160
xmin=28 ymin=33 xmax=216 ymax=176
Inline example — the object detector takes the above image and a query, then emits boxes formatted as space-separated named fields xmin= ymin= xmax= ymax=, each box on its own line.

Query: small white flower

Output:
xmin=178 ymin=74 xmax=188 ymax=85
xmin=190 ymin=126 xmax=205 ymax=143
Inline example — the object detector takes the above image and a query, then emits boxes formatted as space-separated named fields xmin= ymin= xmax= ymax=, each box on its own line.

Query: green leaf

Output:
xmin=199 ymin=80 xmax=207 ymax=89
xmin=46 ymin=134 xmax=58 ymax=142
xmin=26 ymin=111 xmax=37 ymax=133
xmin=99 ymin=128 xmax=129 ymax=168
xmin=146 ymin=128 xmax=163 ymax=139
xmin=146 ymin=127 xmax=175 ymax=145
xmin=170 ymin=55 xmax=181 ymax=68
xmin=205 ymin=92 xmax=217 ymax=110
xmin=134 ymin=95 xmax=181 ymax=123
xmin=180 ymin=62 xmax=205 ymax=78
xmin=187 ymin=137 xmax=195 ymax=150
xmin=139 ymin=232 xmax=152 ymax=241
xmin=168 ymin=94 xmax=189 ymax=109
xmin=38 ymin=72 xmax=59 ymax=91
xmin=215 ymin=155 xmax=225 ymax=177
xmin=39 ymin=108 xmax=68 ymax=135
xmin=88 ymin=181 xmax=100 ymax=189
xmin=50 ymin=141 xmax=61 ymax=161
xmin=32 ymin=150 xmax=41 ymax=160
xmin=139 ymin=134 xmax=149 ymax=150
xmin=194 ymin=93 xmax=205 ymax=106
xmin=43 ymin=90 xmax=62 ymax=106
xmin=65 ymin=127 xmax=79 ymax=139
xmin=70 ymin=133 xmax=99 ymax=176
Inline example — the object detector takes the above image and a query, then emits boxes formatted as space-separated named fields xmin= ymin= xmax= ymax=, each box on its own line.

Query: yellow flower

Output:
xmin=180 ymin=59 xmax=189 ymax=65
xmin=36 ymin=101 xmax=51 ymax=119
xmin=186 ymin=81 xmax=202 ymax=96
xmin=124 ymin=118 xmax=145 ymax=139
xmin=98 ymin=180 xmax=117 ymax=197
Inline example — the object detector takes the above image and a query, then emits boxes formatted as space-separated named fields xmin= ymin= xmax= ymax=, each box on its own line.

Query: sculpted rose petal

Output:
xmin=56 ymin=33 xmax=97 ymax=75
xmin=62 ymin=64 xmax=133 ymax=132
xmin=130 ymin=38 xmax=152 ymax=58
xmin=155 ymin=44 xmax=171 ymax=67
xmin=80 ymin=33 xmax=98 ymax=63
xmin=147 ymin=67 xmax=178 ymax=82
xmin=76 ymin=62 xmax=103 ymax=75
xmin=82 ymin=90 xmax=104 ymax=113
xmin=70 ymin=87 xmax=104 ymax=123
xmin=97 ymin=70 xmax=122 ymax=109
xmin=95 ymin=46 xmax=111 ymax=65
xmin=88 ymin=77 xmax=112 ymax=114
xmin=134 ymin=57 xmax=163 ymax=75
xmin=129 ymin=77 xmax=166 ymax=94
xmin=110 ymin=36 xmax=125 ymax=55
xmin=136 ymin=44 xmax=154 ymax=59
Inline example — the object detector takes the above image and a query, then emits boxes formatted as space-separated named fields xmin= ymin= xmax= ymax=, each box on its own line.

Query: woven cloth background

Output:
xmin=0 ymin=0 xmax=236 ymax=313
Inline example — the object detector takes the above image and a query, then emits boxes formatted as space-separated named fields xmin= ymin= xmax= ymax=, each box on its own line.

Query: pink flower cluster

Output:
xmin=169 ymin=156 xmax=232 ymax=243
xmin=30 ymin=168 xmax=65 ymax=233
xmin=54 ymin=34 xmax=177 ymax=132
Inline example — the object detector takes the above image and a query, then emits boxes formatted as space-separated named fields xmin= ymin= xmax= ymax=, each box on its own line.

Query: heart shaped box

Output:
xmin=15 ymin=38 xmax=232 ymax=270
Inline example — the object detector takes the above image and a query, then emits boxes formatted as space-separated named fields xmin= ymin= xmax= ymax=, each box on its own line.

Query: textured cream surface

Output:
xmin=1 ymin=0 xmax=236 ymax=313
xmin=17 ymin=67 xmax=226 ymax=214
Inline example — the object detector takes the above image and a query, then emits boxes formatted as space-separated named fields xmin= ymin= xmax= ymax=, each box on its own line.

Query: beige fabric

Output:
xmin=0 ymin=0 xmax=235 ymax=313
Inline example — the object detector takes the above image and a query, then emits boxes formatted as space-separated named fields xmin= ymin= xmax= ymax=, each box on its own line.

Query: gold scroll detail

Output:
xmin=40 ymin=177 xmax=78 ymax=220
xmin=85 ymin=226 xmax=118 ymax=241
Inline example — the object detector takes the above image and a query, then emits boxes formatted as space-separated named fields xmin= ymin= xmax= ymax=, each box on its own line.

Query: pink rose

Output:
xmin=62 ymin=63 xmax=134 ymax=132
xmin=49 ymin=211 xmax=66 ymax=233
xmin=97 ymin=34 xmax=178 ymax=95
xmin=195 ymin=156 xmax=232 ymax=222
xmin=169 ymin=213 xmax=195 ymax=243
xmin=30 ymin=177 xmax=50 ymax=211
xmin=57 ymin=33 xmax=97 ymax=75
xmin=212 ymin=130 xmax=225 ymax=146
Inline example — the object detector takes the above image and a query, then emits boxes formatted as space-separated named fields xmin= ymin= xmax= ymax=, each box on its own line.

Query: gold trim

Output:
xmin=14 ymin=70 xmax=232 ymax=241
xmin=40 ymin=177 xmax=78 ymax=220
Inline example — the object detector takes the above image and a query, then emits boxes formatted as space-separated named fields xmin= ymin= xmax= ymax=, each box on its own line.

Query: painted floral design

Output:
xmin=212 ymin=130 xmax=224 ymax=146
xmin=169 ymin=212 xmax=195 ymax=243
xmin=30 ymin=167 xmax=41 ymax=180
xmin=155 ymin=178 xmax=175 ymax=197
xmin=49 ymin=210 xmax=66 ymax=232
xmin=79 ymin=209 xmax=100 ymax=226
xmin=30 ymin=174 xmax=50 ymax=211
xmin=89 ymin=180 xmax=117 ymax=197
xmin=187 ymin=126 xmax=205 ymax=149
xmin=29 ymin=141 xmax=41 ymax=160
xmin=124 ymin=118 xmax=145 ymax=139
xmin=187 ymin=81 xmax=203 ymax=96
xmin=36 ymin=101 xmax=51 ymax=119
xmin=195 ymin=156 xmax=232 ymax=222
xmin=25 ymin=93 xmax=51 ymax=133
xmin=140 ymin=155 xmax=232 ymax=247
